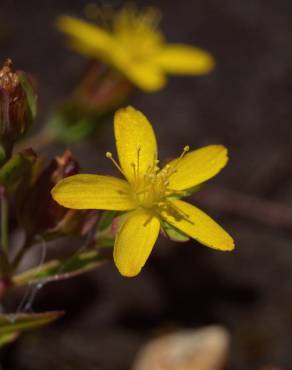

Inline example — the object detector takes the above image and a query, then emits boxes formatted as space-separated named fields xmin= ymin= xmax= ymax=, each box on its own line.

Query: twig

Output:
xmin=193 ymin=186 xmax=292 ymax=230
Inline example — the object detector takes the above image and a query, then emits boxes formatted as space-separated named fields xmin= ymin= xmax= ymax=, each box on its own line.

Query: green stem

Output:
xmin=1 ymin=192 xmax=8 ymax=255
xmin=15 ymin=127 xmax=55 ymax=153
xmin=0 ymin=251 xmax=10 ymax=278
xmin=0 ymin=189 xmax=11 ymax=278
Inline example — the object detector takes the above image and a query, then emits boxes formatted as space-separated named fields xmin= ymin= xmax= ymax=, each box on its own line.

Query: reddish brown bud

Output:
xmin=18 ymin=150 xmax=79 ymax=237
xmin=0 ymin=59 xmax=18 ymax=92
xmin=18 ymin=150 xmax=97 ymax=240
xmin=0 ymin=59 xmax=36 ymax=155
xmin=73 ymin=61 xmax=132 ymax=112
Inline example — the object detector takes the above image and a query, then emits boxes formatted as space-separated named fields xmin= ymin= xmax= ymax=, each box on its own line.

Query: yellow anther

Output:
xmin=105 ymin=151 xmax=125 ymax=176
xmin=184 ymin=145 xmax=190 ymax=152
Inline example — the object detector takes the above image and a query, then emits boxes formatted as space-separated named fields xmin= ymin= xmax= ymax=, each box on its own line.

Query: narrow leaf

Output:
xmin=98 ymin=211 xmax=116 ymax=231
xmin=0 ymin=332 xmax=19 ymax=348
xmin=0 ymin=311 xmax=63 ymax=335
xmin=13 ymin=250 xmax=104 ymax=286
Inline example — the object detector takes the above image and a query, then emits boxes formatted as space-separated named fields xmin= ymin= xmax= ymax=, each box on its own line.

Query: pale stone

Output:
xmin=133 ymin=326 xmax=230 ymax=370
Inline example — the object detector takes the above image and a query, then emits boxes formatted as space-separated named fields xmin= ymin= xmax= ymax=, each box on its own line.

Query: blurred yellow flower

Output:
xmin=57 ymin=6 xmax=215 ymax=92
xmin=51 ymin=106 xmax=234 ymax=277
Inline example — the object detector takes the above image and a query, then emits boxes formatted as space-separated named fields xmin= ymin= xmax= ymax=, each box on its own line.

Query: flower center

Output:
xmin=133 ymin=162 xmax=173 ymax=208
xmin=106 ymin=146 xmax=190 ymax=209
xmin=114 ymin=6 xmax=163 ymax=60
xmin=85 ymin=4 xmax=163 ymax=61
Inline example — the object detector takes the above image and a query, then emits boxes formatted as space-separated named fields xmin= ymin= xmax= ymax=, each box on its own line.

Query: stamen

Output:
xmin=131 ymin=162 xmax=137 ymax=181
xmin=167 ymin=145 xmax=191 ymax=178
xmin=137 ymin=147 xmax=141 ymax=177
xmin=172 ymin=203 xmax=192 ymax=222
xmin=136 ymin=187 xmax=150 ymax=195
xmin=105 ymin=152 xmax=125 ymax=176
xmin=178 ymin=145 xmax=190 ymax=162
xmin=161 ymin=201 xmax=194 ymax=225
xmin=84 ymin=3 xmax=114 ymax=29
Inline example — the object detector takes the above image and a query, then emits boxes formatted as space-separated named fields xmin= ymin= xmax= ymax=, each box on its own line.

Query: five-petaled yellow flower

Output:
xmin=51 ymin=106 xmax=234 ymax=277
xmin=57 ymin=6 xmax=215 ymax=92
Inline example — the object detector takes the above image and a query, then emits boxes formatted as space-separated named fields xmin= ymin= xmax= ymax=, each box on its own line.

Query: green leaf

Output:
xmin=184 ymin=184 xmax=203 ymax=196
xmin=0 ymin=149 xmax=36 ymax=192
xmin=0 ymin=332 xmax=19 ymax=348
xmin=13 ymin=249 xmax=104 ymax=286
xmin=161 ymin=220 xmax=190 ymax=242
xmin=47 ymin=101 xmax=113 ymax=144
xmin=0 ymin=144 xmax=5 ymax=165
xmin=49 ymin=113 xmax=94 ymax=143
xmin=98 ymin=237 xmax=115 ymax=247
xmin=167 ymin=185 xmax=203 ymax=201
xmin=18 ymin=73 xmax=37 ymax=120
xmin=0 ymin=311 xmax=63 ymax=335
xmin=95 ymin=212 xmax=126 ymax=248
xmin=98 ymin=211 xmax=116 ymax=231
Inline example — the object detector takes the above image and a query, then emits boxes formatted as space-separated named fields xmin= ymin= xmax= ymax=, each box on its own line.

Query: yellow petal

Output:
xmin=114 ymin=106 xmax=158 ymax=183
xmin=159 ymin=199 xmax=234 ymax=251
xmin=114 ymin=208 xmax=160 ymax=277
xmin=122 ymin=61 xmax=166 ymax=92
xmin=166 ymin=145 xmax=228 ymax=191
xmin=51 ymin=174 xmax=136 ymax=211
xmin=152 ymin=44 xmax=215 ymax=75
xmin=57 ymin=16 xmax=115 ymax=60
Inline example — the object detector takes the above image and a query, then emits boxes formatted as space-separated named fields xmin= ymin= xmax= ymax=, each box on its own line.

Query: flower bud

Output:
xmin=47 ymin=62 xmax=132 ymax=144
xmin=0 ymin=59 xmax=36 ymax=156
xmin=18 ymin=150 xmax=80 ymax=238
xmin=73 ymin=62 xmax=133 ymax=112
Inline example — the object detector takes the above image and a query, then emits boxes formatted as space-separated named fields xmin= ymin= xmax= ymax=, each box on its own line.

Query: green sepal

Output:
xmin=18 ymin=73 xmax=37 ymax=121
xmin=160 ymin=220 xmax=190 ymax=242
xmin=168 ymin=184 xmax=203 ymax=201
xmin=95 ymin=211 xmax=128 ymax=248
xmin=183 ymin=184 xmax=203 ymax=196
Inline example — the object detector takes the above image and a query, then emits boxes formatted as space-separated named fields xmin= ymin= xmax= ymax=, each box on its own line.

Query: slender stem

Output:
xmin=12 ymin=237 xmax=32 ymax=271
xmin=194 ymin=185 xmax=292 ymax=230
xmin=1 ymin=191 xmax=8 ymax=255
xmin=15 ymin=127 xmax=55 ymax=153
xmin=0 ymin=188 xmax=11 ymax=279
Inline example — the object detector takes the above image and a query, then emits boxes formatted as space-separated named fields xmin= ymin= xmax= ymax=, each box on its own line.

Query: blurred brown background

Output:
xmin=2 ymin=0 xmax=292 ymax=369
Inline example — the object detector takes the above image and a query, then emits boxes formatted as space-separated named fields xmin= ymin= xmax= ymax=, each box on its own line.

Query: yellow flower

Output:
xmin=51 ymin=106 xmax=234 ymax=277
xmin=57 ymin=6 xmax=215 ymax=92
